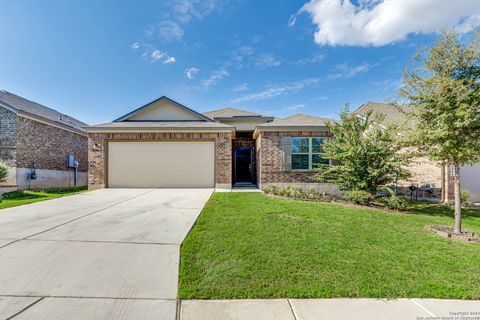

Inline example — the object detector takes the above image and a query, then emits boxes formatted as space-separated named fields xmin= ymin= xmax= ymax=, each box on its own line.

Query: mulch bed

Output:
xmin=427 ymin=225 xmax=479 ymax=243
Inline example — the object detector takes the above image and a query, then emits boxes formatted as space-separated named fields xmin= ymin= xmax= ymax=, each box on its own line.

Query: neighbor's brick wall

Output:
xmin=0 ymin=106 xmax=17 ymax=166
xmin=256 ymin=131 xmax=332 ymax=185
xmin=87 ymin=131 xmax=232 ymax=189
xmin=16 ymin=116 xmax=88 ymax=172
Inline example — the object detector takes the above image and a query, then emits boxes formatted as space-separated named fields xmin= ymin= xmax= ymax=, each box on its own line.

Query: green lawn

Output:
xmin=179 ymin=193 xmax=480 ymax=300
xmin=0 ymin=187 xmax=87 ymax=210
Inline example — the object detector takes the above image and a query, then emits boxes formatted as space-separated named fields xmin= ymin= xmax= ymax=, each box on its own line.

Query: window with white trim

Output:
xmin=291 ymin=137 xmax=329 ymax=170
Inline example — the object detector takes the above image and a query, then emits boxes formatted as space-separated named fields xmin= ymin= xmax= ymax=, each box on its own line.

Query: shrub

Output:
xmin=0 ymin=161 xmax=8 ymax=203
xmin=344 ymin=190 xmax=373 ymax=205
xmin=377 ymin=195 xmax=408 ymax=211
xmin=263 ymin=185 xmax=334 ymax=202
xmin=0 ymin=161 xmax=7 ymax=183
xmin=461 ymin=189 xmax=472 ymax=206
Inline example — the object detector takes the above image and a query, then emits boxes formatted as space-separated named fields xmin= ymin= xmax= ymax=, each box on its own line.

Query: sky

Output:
xmin=1 ymin=0 xmax=479 ymax=125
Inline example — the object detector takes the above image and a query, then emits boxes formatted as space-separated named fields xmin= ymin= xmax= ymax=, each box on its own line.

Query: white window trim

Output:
xmin=291 ymin=137 xmax=331 ymax=171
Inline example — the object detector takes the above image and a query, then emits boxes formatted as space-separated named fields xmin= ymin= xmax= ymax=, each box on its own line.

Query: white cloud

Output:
xmin=163 ymin=56 xmax=176 ymax=64
xmin=295 ymin=52 xmax=326 ymax=65
xmin=231 ymin=46 xmax=255 ymax=69
xmin=231 ymin=78 xmax=320 ymax=103
xmin=254 ymin=53 xmax=282 ymax=68
xmin=149 ymin=49 xmax=176 ymax=64
xmin=329 ymin=63 xmax=370 ymax=79
xmin=288 ymin=14 xmax=297 ymax=27
xmin=154 ymin=20 xmax=185 ymax=42
xmin=151 ymin=50 xmax=166 ymax=61
xmin=233 ymin=83 xmax=249 ymax=92
xmin=131 ymin=42 xmax=140 ymax=50
xmin=173 ymin=0 xmax=222 ymax=23
xmin=300 ymin=0 xmax=480 ymax=46
xmin=184 ymin=67 xmax=200 ymax=79
xmin=202 ymin=69 xmax=230 ymax=88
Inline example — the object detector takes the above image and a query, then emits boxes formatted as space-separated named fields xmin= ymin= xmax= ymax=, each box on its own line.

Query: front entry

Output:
xmin=233 ymin=146 xmax=256 ymax=186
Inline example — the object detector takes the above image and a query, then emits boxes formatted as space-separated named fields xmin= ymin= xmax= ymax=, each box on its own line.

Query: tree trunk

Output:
xmin=453 ymin=163 xmax=462 ymax=234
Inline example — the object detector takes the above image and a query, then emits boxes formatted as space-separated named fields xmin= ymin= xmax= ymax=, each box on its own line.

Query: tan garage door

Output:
xmin=108 ymin=142 xmax=215 ymax=188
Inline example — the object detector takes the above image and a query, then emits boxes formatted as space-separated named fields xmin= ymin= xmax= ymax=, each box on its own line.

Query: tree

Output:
xmin=0 ymin=161 xmax=8 ymax=203
xmin=314 ymin=107 xmax=410 ymax=194
xmin=400 ymin=30 xmax=480 ymax=234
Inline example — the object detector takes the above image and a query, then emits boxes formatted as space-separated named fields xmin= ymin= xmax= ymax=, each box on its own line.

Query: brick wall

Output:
xmin=0 ymin=107 xmax=17 ymax=166
xmin=87 ymin=131 xmax=232 ymax=189
xmin=15 ymin=116 xmax=88 ymax=172
xmin=256 ymin=131 xmax=332 ymax=185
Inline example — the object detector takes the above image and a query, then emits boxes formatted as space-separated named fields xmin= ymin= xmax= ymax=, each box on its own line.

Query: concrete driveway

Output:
xmin=0 ymin=188 xmax=213 ymax=320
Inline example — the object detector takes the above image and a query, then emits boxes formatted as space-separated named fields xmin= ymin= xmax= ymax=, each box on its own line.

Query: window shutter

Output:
xmin=281 ymin=136 xmax=292 ymax=171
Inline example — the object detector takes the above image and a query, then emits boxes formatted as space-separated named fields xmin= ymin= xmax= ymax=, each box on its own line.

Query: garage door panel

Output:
xmin=108 ymin=142 xmax=215 ymax=188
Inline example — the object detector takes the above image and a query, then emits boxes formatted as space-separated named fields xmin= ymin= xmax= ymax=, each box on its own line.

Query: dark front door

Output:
xmin=234 ymin=146 xmax=255 ymax=184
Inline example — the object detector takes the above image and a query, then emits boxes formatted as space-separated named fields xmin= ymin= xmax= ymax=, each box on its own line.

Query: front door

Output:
xmin=234 ymin=146 xmax=255 ymax=185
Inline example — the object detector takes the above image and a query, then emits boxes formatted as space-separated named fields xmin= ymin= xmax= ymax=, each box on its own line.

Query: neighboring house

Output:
xmin=85 ymin=96 xmax=336 ymax=191
xmin=352 ymin=102 xmax=480 ymax=202
xmin=0 ymin=90 xmax=88 ymax=190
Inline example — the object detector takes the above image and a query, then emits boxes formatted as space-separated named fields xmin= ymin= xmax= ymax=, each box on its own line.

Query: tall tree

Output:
xmin=314 ymin=107 xmax=410 ymax=193
xmin=400 ymin=30 xmax=480 ymax=234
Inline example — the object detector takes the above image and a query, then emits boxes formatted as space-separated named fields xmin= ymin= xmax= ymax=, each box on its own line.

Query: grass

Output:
xmin=0 ymin=187 xmax=87 ymax=210
xmin=179 ymin=193 xmax=480 ymax=300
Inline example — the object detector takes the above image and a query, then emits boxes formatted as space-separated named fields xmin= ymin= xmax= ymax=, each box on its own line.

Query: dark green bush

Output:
xmin=377 ymin=195 xmax=408 ymax=211
xmin=344 ymin=190 xmax=373 ymax=205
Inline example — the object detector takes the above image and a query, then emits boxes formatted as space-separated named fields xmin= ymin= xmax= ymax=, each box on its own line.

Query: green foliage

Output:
xmin=377 ymin=195 xmax=408 ymax=211
xmin=401 ymin=30 xmax=480 ymax=166
xmin=0 ymin=161 xmax=8 ymax=183
xmin=461 ymin=189 xmax=472 ymax=206
xmin=314 ymin=107 xmax=410 ymax=193
xmin=262 ymin=185 xmax=334 ymax=201
xmin=344 ymin=190 xmax=373 ymax=205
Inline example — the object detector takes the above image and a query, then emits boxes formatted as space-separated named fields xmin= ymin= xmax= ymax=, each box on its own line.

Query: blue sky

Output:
xmin=0 ymin=0 xmax=478 ymax=124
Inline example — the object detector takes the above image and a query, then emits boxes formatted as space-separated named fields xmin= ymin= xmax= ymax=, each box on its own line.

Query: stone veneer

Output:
xmin=87 ymin=131 xmax=232 ymax=190
xmin=255 ymin=131 xmax=332 ymax=186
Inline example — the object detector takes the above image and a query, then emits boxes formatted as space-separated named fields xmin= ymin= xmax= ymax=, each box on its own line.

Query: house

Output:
xmin=0 ymin=90 xmax=88 ymax=190
xmin=85 ymin=96 xmax=336 ymax=191
xmin=352 ymin=102 xmax=480 ymax=202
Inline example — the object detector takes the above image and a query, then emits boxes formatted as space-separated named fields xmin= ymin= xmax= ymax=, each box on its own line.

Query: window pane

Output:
xmin=312 ymin=137 xmax=325 ymax=153
xmin=312 ymin=154 xmax=329 ymax=168
xmin=291 ymin=138 xmax=309 ymax=153
xmin=292 ymin=154 xmax=309 ymax=169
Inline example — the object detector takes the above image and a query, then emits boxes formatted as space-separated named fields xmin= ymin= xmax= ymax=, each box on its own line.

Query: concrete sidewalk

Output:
xmin=180 ymin=298 xmax=480 ymax=320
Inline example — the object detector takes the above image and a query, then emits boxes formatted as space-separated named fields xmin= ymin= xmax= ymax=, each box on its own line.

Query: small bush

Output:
xmin=377 ymin=195 xmax=408 ymax=211
xmin=344 ymin=190 xmax=373 ymax=205
xmin=461 ymin=189 xmax=472 ymax=206
xmin=0 ymin=161 xmax=8 ymax=182
xmin=263 ymin=185 xmax=334 ymax=202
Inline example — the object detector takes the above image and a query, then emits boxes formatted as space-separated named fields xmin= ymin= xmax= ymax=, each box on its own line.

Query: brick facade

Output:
xmin=15 ymin=116 xmax=87 ymax=172
xmin=0 ymin=107 xmax=17 ymax=166
xmin=256 ymin=131 xmax=332 ymax=185
xmin=87 ymin=131 xmax=232 ymax=190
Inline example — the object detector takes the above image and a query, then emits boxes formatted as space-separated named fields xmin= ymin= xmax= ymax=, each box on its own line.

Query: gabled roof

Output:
xmin=85 ymin=121 xmax=234 ymax=132
xmin=203 ymin=107 xmax=267 ymax=119
xmin=257 ymin=114 xmax=333 ymax=128
xmin=115 ymin=96 xmax=213 ymax=122
xmin=0 ymin=90 xmax=87 ymax=133
xmin=351 ymin=102 xmax=413 ymax=127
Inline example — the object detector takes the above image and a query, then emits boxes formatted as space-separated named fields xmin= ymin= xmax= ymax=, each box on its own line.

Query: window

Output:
xmin=291 ymin=137 xmax=329 ymax=170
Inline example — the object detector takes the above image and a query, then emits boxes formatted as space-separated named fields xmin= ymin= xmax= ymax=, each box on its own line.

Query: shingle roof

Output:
xmin=85 ymin=121 xmax=235 ymax=132
xmin=351 ymin=102 xmax=413 ymax=127
xmin=257 ymin=114 xmax=333 ymax=128
xmin=203 ymin=107 xmax=265 ymax=119
xmin=0 ymin=90 xmax=87 ymax=132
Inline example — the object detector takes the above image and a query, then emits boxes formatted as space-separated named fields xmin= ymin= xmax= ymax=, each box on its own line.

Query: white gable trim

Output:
xmin=115 ymin=96 xmax=213 ymax=122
